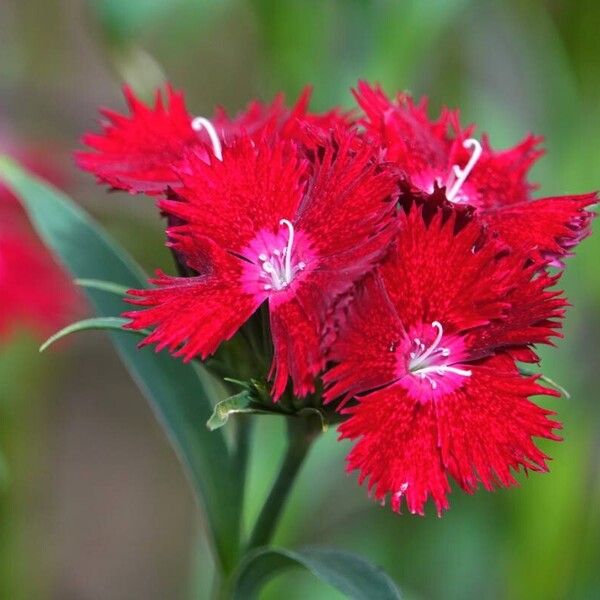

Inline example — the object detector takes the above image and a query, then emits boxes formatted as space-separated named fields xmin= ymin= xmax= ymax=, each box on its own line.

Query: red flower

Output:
xmin=354 ymin=81 xmax=596 ymax=266
xmin=124 ymin=130 xmax=398 ymax=399
xmin=324 ymin=207 xmax=565 ymax=515
xmin=76 ymin=85 xmax=353 ymax=196
xmin=0 ymin=139 xmax=79 ymax=342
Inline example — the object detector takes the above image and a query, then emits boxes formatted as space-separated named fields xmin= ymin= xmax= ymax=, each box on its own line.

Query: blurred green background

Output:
xmin=1 ymin=0 xmax=599 ymax=598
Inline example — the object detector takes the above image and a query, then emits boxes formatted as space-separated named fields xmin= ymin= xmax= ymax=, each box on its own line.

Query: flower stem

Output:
xmin=247 ymin=415 xmax=320 ymax=551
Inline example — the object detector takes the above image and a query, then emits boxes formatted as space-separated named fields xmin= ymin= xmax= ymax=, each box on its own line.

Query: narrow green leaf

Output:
xmin=39 ymin=317 xmax=141 ymax=352
xmin=0 ymin=156 xmax=241 ymax=571
xmin=75 ymin=278 xmax=130 ymax=296
xmin=233 ymin=546 xmax=402 ymax=600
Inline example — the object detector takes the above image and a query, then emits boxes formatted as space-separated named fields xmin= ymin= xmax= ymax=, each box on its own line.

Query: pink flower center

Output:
xmin=396 ymin=321 xmax=471 ymax=402
xmin=240 ymin=219 xmax=313 ymax=299
xmin=257 ymin=219 xmax=306 ymax=291
xmin=408 ymin=321 xmax=472 ymax=389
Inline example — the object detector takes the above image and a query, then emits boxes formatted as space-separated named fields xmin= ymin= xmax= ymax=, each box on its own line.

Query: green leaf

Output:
xmin=207 ymin=393 xmax=273 ymax=431
xmin=40 ymin=317 xmax=139 ymax=352
xmin=0 ymin=156 xmax=241 ymax=571
xmin=232 ymin=546 xmax=402 ymax=600
xmin=75 ymin=278 xmax=130 ymax=296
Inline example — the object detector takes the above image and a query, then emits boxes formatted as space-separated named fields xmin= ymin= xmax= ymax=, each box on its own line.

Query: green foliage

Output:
xmin=39 ymin=317 xmax=139 ymax=352
xmin=233 ymin=546 xmax=402 ymax=600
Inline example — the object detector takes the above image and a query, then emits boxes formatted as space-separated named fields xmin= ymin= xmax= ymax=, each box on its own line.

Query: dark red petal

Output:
xmin=339 ymin=384 xmax=451 ymax=516
xmin=162 ymin=136 xmax=307 ymax=253
xmin=466 ymin=268 xmax=566 ymax=358
xmin=214 ymin=86 xmax=354 ymax=145
xmin=483 ymin=192 xmax=597 ymax=265
xmin=380 ymin=208 xmax=510 ymax=332
xmin=268 ymin=297 xmax=324 ymax=400
xmin=76 ymin=85 xmax=204 ymax=194
xmin=353 ymin=81 xmax=455 ymax=174
xmin=457 ymin=133 xmax=544 ymax=209
xmin=295 ymin=129 xmax=398 ymax=261
xmin=124 ymin=235 xmax=260 ymax=361
xmin=339 ymin=354 xmax=561 ymax=516
xmin=323 ymin=274 xmax=403 ymax=404
xmin=437 ymin=354 xmax=561 ymax=494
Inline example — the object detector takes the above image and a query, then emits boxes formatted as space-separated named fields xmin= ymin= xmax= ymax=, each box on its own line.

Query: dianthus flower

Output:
xmin=124 ymin=130 xmax=398 ymax=399
xmin=76 ymin=85 xmax=352 ymax=195
xmin=354 ymin=81 xmax=596 ymax=266
xmin=324 ymin=206 xmax=566 ymax=515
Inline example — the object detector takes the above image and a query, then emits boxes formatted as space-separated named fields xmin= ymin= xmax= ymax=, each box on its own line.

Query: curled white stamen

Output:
xmin=191 ymin=116 xmax=223 ymax=161
xmin=412 ymin=321 xmax=444 ymax=366
xmin=446 ymin=138 xmax=482 ymax=202
xmin=279 ymin=219 xmax=295 ymax=283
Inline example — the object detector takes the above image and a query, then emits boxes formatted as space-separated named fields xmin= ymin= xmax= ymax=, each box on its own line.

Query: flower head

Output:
xmin=354 ymin=81 xmax=597 ymax=266
xmin=324 ymin=206 xmax=565 ymax=514
xmin=124 ymin=130 xmax=398 ymax=399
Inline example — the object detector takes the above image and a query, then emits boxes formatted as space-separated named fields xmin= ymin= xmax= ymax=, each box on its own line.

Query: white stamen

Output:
xmin=415 ymin=365 xmax=473 ymax=378
xmin=409 ymin=321 xmax=472 ymax=389
xmin=279 ymin=219 xmax=295 ymax=283
xmin=191 ymin=116 xmax=223 ymax=161
xmin=413 ymin=321 xmax=444 ymax=365
xmin=446 ymin=138 xmax=482 ymax=202
xmin=255 ymin=219 xmax=305 ymax=292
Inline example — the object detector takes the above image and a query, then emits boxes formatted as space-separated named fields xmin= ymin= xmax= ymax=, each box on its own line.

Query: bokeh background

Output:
xmin=1 ymin=1 xmax=599 ymax=598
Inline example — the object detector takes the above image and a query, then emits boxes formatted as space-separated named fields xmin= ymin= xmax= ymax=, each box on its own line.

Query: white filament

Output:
xmin=446 ymin=138 xmax=482 ymax=202
xmin=409 ymin=321 xmax=472 ymax=388
xmin=191 ymin=116 xmax=223 ymax=161
xmin=279 ymin=219 xmax=294 ymax=283
xmin=259 ymin=219 xmax=304 ymax=292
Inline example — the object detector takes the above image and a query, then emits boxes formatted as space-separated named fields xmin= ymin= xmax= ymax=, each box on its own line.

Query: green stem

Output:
xmin=233 ymin=415 xmax=252 ymax=524
xmin=246 ymin=415 xmax=319 ymax=551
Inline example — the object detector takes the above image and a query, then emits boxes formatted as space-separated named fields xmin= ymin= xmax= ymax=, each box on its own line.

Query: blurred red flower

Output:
xmin=0 ymin=136 xmax=79 ymax=343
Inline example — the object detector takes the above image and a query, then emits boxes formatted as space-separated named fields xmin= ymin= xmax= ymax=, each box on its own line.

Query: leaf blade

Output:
xmin=232 ymin=546 xmax=402 ymax=600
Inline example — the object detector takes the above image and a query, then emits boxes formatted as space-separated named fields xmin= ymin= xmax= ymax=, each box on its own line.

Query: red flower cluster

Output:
xmin=0 ymin=137 xmax=78 ymax=343
xmin=78 ymin=83 xmax=596 ymax=515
